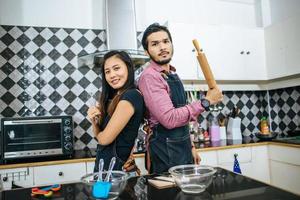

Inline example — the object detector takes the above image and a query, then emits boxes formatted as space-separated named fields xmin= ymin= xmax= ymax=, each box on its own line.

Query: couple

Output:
xmin=87 ymin=23 xmax=223 ymax=174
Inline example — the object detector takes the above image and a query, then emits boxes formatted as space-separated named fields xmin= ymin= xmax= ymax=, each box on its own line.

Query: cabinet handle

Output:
xmin=58 ymin=172 xmax=64 ymax=176
xmin=246 ymin=51 xmax=250 ymax=55
xmin=240 ymin=51 xmax=244 ymax=55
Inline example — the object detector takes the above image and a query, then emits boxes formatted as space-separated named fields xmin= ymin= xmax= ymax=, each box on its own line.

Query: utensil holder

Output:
xmin=209 ymin=125 xmax=220 ymax=141
xmin=219 ymin=126 xmax=227 ymax=140
xmin=227 ymin=117 xmax=242 ymax=140
xmin=93 ymin=181 xmax=112 ymax=199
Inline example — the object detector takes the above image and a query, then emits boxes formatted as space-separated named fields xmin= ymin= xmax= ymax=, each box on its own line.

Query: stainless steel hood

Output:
xmin=78 ymin=0 xmax=149 ymax=70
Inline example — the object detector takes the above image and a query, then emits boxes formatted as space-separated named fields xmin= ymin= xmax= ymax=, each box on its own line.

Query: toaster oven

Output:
xmin=0 ymin=116 xmax=73 ymax=164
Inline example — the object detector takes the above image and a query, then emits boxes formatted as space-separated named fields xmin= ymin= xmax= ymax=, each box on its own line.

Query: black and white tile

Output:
xmin=197 ymin=90 xmax=269 ymax=137
xmin=0 ymin=25 xmax=106 ymax=150
xmin=269 ymin=86 xmax=300 ymax=133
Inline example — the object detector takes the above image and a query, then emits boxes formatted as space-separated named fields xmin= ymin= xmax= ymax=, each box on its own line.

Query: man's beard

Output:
xmin=149 ymin=53 xmax=172 ymax=65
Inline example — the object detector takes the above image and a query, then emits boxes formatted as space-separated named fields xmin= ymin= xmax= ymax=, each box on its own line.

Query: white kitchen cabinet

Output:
xmin=250 ymin=145 xmax=270 ymax=183
xmin=269 ymin=145 xmax=300 ymax=195
xmin=265 ymin=15 xmax=300 ymax=79
xmin=0 ymin=167 xmax=34 ymax=190
xmin=33 ymin=163 xmax=86 ymax=186
xmin=198 ymin=150 xmax=218 ymax=167
xmin=86 ymin=161 xmax=95 ymax=174
xmin=216 ymin=147 xmax=252 ymax=175
xmin=215 ymin=146 xmax=270 ymax=183
xmin=168 ymin=23 xmax=201 ymax=80
xmin=168 ymin=22 xmax=267 ymax=81
xmin=217 ymin=26 xmax=267 ymax=80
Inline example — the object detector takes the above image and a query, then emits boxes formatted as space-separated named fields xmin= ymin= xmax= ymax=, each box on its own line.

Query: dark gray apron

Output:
xmin=149 ymin=72 xmax=193 ymax=174
xmin=93 ymin=116 xmax=126 ymax=172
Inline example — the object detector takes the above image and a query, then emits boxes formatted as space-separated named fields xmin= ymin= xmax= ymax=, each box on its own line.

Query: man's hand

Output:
xmin=192 ymin=147 xmax=201 ymax=164
xmin=205 ymin=86 xmax=223 ymax=105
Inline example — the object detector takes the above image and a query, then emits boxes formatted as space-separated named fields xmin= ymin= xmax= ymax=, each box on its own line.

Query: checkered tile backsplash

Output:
xmin=269 ymin=86 xmax=300 ymax=133
xmin=0 ymin=25 xmax=107 ymax=150
xmin=197 ymin=90 xmax=269 ymax=137
xmin=1 ymin=25 xmax=300 ymax=150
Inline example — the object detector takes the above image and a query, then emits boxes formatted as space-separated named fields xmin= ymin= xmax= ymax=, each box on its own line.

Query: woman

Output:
xmin=87 ymin=50 xmax=144 ymax=171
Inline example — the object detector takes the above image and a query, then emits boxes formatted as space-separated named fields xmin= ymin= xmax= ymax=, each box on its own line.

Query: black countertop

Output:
xmin=1 ymin=167 xmax=299 ymax=200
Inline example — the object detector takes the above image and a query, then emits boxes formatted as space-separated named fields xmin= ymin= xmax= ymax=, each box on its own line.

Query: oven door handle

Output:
xmin=9 ymin=120 xmax=57 ymax=124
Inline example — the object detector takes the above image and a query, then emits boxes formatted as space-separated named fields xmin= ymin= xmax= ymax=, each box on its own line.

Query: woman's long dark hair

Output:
xmin=98 ymin=50 xmax=135 ymax=126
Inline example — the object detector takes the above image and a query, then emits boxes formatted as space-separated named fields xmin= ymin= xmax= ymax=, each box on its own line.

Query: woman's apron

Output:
xmin=93 ymin=116 xmax=126 ymax=172
xmin=148 ymin=72 xmax=193 ymax=174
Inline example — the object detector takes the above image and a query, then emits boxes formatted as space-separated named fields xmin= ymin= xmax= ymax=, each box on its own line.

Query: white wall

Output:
xmin=0 ymin=0 xmax=105 ymax=29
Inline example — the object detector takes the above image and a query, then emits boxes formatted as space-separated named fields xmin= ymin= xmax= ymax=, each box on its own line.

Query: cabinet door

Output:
xmin=0 ymin=167 xmax=34 ymax=190
xmin=198 ymin=150 xmax=218 ymax=166
xmin=243 ymin=29 xmax=267 ymax=80
xmin=216 ymin=147 xmax=252 ymax=176
xmin=194 ymin=25 xmax=222 ymax=80
xmin=218 ymin=27 xmax=267 ymax=80
xmin=269 ymin=145 xmax=300 ymax=195
xmin=86 ymin=161 xmax=95 ymax=174
xmin=270 ymin=160 xmax=300 ymax=195
xmin=284 ymin=16 xmax=300 ymax=77
xmin=169 ymin=23 xmax=200 ymax=80
xmin=33 ymin=163 xmax=86 ymax=186
xmin=265 ymin=22 xmax=286 ymax=79
xmin=250 ymin=145 xmax=270 ymax=183
xmin=218 ymin=26 xmax=245 ymax=80
xmin=265 ymin=15 xmax=300 ymax=79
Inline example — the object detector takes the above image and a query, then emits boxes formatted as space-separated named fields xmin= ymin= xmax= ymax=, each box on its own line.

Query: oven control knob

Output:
xmin=64 ymin=119 xmax=71 ymax=125
xmin=64 ymin=127 xmax=72 ymax=134
xmin=65 ymin=135 xmax=72 ymax=142
xmin=64 ymin=142 xmax=73 ymax=151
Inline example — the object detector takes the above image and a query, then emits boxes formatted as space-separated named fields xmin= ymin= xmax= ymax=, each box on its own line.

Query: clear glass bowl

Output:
xmin=81 ymin=171 xmax=129 ymax=200
xmin=169 ymin=165 xmax=216 ymax=194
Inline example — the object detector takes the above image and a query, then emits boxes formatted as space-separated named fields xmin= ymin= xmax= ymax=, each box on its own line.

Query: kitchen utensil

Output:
xmin=219 ymin=126 xmax=227 ymax=140
xmin=82 ymin=171 xmax=128 ymax=200
xmin=192 ymin=39 xmax=217 ymax=89
xmin=227 ymin=117 xmax=242 ymax=140
xmin=169 ymin=164 xmax=216 ymax=194
xmin=105 ymin=157 xmax=116 ymax=182
xmin=92 ymin=157 xmax=116 ymax=199
xmin=98 ymin=159 xmax=104 ymax=181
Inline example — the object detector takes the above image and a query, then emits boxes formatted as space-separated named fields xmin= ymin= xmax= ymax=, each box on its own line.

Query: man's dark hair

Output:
xmin=142 ymin=23 xmax=173 ymax=51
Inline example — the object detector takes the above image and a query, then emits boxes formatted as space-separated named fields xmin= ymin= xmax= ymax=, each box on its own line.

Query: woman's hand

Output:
xmin=205 ymin=86 xmax=223 ymax=105
xmin=87 ymin=106 xmax=101 ymax=124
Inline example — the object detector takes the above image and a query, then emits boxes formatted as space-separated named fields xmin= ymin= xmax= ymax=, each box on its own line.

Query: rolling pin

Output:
xmin=192 ymin=39 xmax=217 ymax=89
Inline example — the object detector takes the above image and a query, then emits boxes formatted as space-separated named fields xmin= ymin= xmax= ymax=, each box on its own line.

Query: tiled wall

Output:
xmin=197 ymin=90 xmax=269 ymax=137
xmin=1 ymin=25 xmax=299 ymax=150
xmin=0 ymin=25 xmax=106 ymax=150
xmin=269 ymin=86 xmax=300 ymax=133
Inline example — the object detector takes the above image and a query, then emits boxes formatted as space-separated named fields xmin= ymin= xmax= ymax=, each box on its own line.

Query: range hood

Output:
xmin=78 ymin=0 xmax=149 ymax=69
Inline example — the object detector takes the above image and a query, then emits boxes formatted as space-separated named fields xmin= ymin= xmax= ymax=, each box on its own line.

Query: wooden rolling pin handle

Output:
xmin=192 ymin=39 xmax=217 ymax=89
xmin=197 ymin=54 xmax=217 ymax=89
xmin=192 ymin=39 xmax=202 ymax=53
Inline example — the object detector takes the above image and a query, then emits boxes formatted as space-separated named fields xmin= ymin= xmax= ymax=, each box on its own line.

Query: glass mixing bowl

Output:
xmin=169 ymin=165 xmax=216 ymax=194
xmin=81 ymin=171 xmax=129 ymax=200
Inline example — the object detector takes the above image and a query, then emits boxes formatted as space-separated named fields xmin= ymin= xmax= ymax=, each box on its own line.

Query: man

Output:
xmin=138 ymin=23 xmax=223 ymax=174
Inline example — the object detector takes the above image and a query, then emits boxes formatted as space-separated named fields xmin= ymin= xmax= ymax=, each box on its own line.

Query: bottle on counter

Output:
xmin=260 ymin=117 xmax=270 ymax=135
